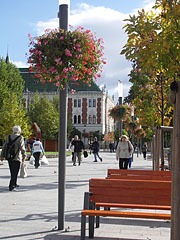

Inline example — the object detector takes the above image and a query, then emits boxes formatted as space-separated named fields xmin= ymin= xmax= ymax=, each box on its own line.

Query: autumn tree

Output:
xmin=0 ymin=93 xmax=31 ymax=139
xmin=121 ymin=0 xmax=179 ymax=130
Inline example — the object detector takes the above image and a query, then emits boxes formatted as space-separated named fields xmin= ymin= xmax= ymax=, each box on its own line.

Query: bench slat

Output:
xmin=95 ymin=203 xmax=171 ymax=210
xmin=82 ymin=210 xmax=171 ymax=220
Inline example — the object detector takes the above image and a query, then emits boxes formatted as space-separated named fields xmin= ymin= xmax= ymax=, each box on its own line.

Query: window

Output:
xmin=93 ymin=115 xmax=96 ymax=124
xmin=89 ymin=99 xmax=92 ymax=107
xmin=78 ymin=115 xmax=81 ymax=124
xmin=89 ymin=115 xmax=92 ymax=124
xmin=74 ymin=115 xmax=77 ymax=124
xmin=78 ymin=99 xmax=81 ymax=107
xmin=93 ymin=99 xmax=96 ymax=107
xmin=74 ymin=99 xmax=77 ymax=107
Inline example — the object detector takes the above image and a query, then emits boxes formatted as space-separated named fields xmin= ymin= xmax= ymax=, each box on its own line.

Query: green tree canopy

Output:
xmin=28 ymin=94 xmax=59 ymax=139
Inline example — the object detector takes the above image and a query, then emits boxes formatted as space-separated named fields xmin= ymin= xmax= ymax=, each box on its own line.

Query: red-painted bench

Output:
xmin=81 ymin=178 xmax=171 ymax=239
xmin=107 ymin=169 xmax=172 ymax=181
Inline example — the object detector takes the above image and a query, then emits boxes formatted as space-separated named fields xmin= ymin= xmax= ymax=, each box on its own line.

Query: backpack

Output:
xmin=5 ymin=135 xmax=21 ymax=160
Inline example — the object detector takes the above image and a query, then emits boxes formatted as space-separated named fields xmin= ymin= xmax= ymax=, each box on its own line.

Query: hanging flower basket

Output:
xmin=109 ymin=105 xmax=132 ymax=121
xmin=27 ymin=26 xmax=106 ymax=89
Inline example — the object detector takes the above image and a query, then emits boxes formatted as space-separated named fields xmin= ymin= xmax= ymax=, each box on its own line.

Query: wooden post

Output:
xmin=152 ymin=135 xmax=155 ymax=170
xmin=170 ymin=81 xmax=180 ymax=240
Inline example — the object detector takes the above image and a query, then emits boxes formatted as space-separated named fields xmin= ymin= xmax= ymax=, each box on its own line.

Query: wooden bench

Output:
xmin=107 ymin=169 xmax=172 ymax=181
xmin=81 ymin=178 xmax=171 ymax=239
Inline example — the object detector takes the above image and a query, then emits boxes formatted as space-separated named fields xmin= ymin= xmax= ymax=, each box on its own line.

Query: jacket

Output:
xmin=92 ymin=141 xmax=99 ymax=153
xmin=116 ymin=140 xmax=134 ymax=159
xmin=32 ymin=140 xmax=45 ymax=154
xmin=72 ymin=140 xmax=84 ymax=152
xmin=1 ymin=134 xmax=27 ymax=162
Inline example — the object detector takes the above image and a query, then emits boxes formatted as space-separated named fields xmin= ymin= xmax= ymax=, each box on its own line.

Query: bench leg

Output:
xmin=96 ymin=206 xmax=100 ymax=228
xmin=89 ymin=215 xmax=95 ymax=238
xmin=81 ymin=214 xmax=86 ymax=240
xmin=89 ymin=202 xmax=95 ymax=238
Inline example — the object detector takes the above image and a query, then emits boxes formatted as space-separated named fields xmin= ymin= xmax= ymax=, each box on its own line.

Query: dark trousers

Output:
xmin=119 ymin=158 xmax=130 ymax=169
xmin=33 ymin=152 xmax=41 ymax=168
xmin=143 ymin=151 xmax=147 ymax=159
xmin=8 ymin=160 xmax=20 ymax=190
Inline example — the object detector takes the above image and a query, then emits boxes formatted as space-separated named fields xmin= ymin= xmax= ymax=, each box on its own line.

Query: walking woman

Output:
xmin=116 ymin=135 xmax=134 ymax=169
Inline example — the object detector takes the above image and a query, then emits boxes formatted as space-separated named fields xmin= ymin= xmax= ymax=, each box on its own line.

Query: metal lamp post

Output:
xmin=58 ymin=0 xmax=69 ymax=231
xmin=131 ymin=107 xmax=134 ymax=161
xmin=118 ymin=80 xmax=123 ymax=137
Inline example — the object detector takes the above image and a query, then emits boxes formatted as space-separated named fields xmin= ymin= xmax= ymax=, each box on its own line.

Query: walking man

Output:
xmin=92 ymin=137 xmax=102 ymax=162
xmin=0 ymin=125 xmax=27 ymax=191
xmin=71 ymin=135 xmax=84 ymax=166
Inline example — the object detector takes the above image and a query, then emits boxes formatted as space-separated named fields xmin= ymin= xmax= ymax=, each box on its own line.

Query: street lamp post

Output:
xmin=118 ymin=80 xmax=123 ymax=137
xmin=58 ymin=0 xmax=69 ymax=231
xmin=131 ymin=107 xmax=134 ymax=161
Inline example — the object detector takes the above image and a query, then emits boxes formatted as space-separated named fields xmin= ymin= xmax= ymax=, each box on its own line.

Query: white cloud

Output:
xmin=34 ymin=1 xmax=155 ymax=103
xmin=13 ymin=61 xmax=30 ymax=68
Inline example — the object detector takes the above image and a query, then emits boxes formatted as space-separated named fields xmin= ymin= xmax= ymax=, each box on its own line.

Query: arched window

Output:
xmin=74 ymin=115 xmax=77 ymax=124
xmin=89 ymin=115 xmax=92 ymax=124
xmin=89 ymin=99 xmax=92 ymax=107
xmin=93 ymin=115 xmax=96 ymax=124
xmin=74 ymin=99 xmax=77 ymax=107
xmin=93 ymin=99 xmax=96 ymax=107
xmin=78 ymin=115 xmax=81 ymax=124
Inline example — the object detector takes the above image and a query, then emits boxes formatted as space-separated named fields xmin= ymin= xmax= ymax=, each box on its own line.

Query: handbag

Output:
xmin=20 ymin=162 xmax=27 ymax=178
xmin=29 ymin=155 xmax=35 ymax=165
xmin=83 ymin=150 xmax=88 ymax=158
xmin=40 ymin=155 xmax=49 ymax=165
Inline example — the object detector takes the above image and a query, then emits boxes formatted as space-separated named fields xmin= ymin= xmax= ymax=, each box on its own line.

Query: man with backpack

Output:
xmin=0 ymin=125 xmax=27 ymax=191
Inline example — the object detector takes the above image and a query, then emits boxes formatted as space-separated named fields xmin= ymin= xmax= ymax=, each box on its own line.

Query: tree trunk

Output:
xmin=170 ymin=81 xmax=180 ymax=240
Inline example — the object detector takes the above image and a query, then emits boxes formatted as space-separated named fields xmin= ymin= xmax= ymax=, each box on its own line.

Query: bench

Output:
xmin=81 ymin=178 xmax=171 ymax=239
xmin=107 ymin=169 xmax=172 ymax=181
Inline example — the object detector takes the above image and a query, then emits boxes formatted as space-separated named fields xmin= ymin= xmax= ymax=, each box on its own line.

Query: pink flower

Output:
xmin=55 ymin=58 xmax=62 ymax=65
xmin=65 ymin=49 xmax=72 ymax=57
xmin=63 ymin=67 xmax=68 ymax=74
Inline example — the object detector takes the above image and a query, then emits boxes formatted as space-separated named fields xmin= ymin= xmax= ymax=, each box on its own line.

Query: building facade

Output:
xmin=20 ymin=68 xmax=115 ymax=138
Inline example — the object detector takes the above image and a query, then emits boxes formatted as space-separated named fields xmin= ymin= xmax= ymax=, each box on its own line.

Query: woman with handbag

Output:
xmin=116 ymin=135 xmax=134 ymax=169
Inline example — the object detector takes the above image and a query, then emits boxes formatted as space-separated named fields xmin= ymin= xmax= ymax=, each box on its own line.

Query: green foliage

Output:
xmin=0 ymin=93 xmax=31 ymax=139
xmin=0 ymin=58 xmax=30 ymax=139
xmin=0 ymin=58 xmax=24 ymax=109
xmin=28 ymin=94 xmax=59 ymax=139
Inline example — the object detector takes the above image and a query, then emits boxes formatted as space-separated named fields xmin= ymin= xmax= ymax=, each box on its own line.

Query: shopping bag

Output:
xmin=40 ymin=155 xmax=49 ymax=165
xmin=29 ymin=155 xmax=35 ymax=165
xmin=20 ymin=162 xmax=27 ymax=178
xmin=83 ymin=151 xmax=88 ymax=158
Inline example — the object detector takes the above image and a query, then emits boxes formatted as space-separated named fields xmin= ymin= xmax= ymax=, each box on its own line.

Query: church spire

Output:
xmin=6 ymin=48 xmax=10 ymax=63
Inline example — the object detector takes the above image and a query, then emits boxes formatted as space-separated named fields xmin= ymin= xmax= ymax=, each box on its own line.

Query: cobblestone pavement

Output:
xmin=0 ymin=151 xmax=170 ymax=240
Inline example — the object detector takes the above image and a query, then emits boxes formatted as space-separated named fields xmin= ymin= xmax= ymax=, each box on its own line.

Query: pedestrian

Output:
xmin=68 ymin=138 xmax=74 ymax=162
xmin=92 ymin=137 xmax=102 ymax=162
xmin=116 ymin=135 xmax=134 ymax=169
xmin=0 ymin=125 xmax=27 ymax=191
xmin=32 ymin=138 xmax=45 ymax=168
xmin=142 ymin=143 xmax=148 ymax=160
xmin=71 ymin=135 xmax=85 ymax=166
xmin=109 ymin=142 xmax=113 ymax=152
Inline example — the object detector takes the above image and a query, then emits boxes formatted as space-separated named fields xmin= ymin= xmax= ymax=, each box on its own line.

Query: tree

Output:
xmin=0 ymin=58 xmax=24 ymax=109
xmin=0 ymin=58 xmax=31 ymax=139
xmin=0 ymin=93 xmax=31 ymax=139
xmin=28 ymin=94 xmax=59 ymax=139
xmin=121 ymin=1 xmax=176 ymax=131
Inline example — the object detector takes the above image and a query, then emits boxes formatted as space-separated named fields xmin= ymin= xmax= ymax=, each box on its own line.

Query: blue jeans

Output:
xmin=93 ymin=152 xmax=102 ymax=162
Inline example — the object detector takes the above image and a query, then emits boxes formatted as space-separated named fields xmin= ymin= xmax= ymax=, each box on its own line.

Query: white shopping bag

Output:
xmin=40 ymin=155 xmax=49 ymax=165
xmin=20 ymin=162 xmax=27 ymax=178
xmin=29 ymin=155 xmax=35 ymax=165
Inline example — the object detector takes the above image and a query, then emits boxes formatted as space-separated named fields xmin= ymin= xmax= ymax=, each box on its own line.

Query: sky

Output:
xmin=0 ymin=0 xmax=155 ymax=103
